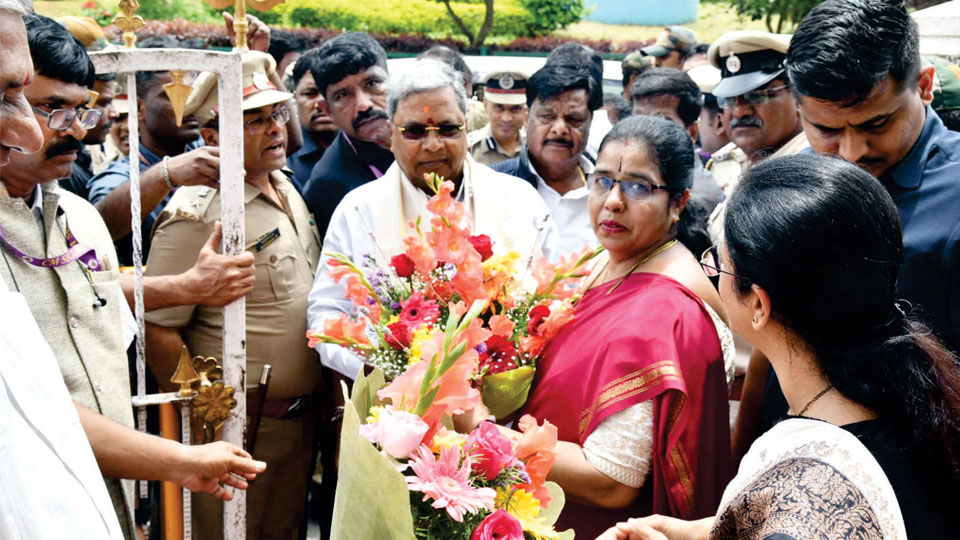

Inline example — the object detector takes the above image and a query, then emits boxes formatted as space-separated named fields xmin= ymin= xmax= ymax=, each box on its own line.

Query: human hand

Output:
xmin=165 ymin=146 xmax=220 ymax=189
xmin=173 ymin=441 xmax=266 ymax=501
xmin=600 ymin=515 xmax=711 ymax=540
xmin=223 ymin=12 xmax=270 ymax=53
xmin=182 ymin=221 xmax=255 ymax=306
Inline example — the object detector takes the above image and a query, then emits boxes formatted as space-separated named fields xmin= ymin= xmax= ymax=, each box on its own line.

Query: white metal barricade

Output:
xmin=88 ymin=47 xmax=248 ymax=540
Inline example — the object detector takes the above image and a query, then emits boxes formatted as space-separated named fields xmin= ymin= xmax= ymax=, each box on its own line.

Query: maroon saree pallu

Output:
xmin=522 ymin=273 xmax=734 ymax=539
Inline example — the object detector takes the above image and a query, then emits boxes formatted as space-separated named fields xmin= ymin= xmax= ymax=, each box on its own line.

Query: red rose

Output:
xmin=526 ymin=305 xmax=551 ymax=336
xmin=391 ymin=253 xmax=416 ymax=278
xmin=385 ymin=321 xmax=411 ymax=350
xmin=468 ymin=234 xmax=494 ymax=261
xmin=479 ymin=335 xmax=519 ymax=374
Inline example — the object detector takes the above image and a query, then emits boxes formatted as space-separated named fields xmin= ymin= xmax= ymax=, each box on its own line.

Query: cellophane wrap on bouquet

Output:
xmin=308 ymin=173 xmax=601 ymax=420
xmin=331 ymin=365 xmax=574 ymax=540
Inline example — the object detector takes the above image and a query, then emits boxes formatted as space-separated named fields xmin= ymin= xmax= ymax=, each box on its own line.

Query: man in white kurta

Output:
xmin=0 ymin=279 xmax=125 ymax=540
xmin=307 ymin=59 xmax=560 ymax=379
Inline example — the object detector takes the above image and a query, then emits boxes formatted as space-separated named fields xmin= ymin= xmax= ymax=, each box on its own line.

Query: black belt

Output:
xmin=247 ymin=395 xmax=311 ymax=420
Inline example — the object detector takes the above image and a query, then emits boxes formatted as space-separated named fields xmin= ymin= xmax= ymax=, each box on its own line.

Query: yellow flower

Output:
xmin=407 ymin=325 xmax=437 ymax=365
xmin=365 ymin=405 xmax=385 ymax=425
xmin=496 ymin=488 xmax=558 ymax=540
xmin=483 ymin=251 xmax=521 ymax=276
xmin=429 ymin=426 xmax=466 ymax=453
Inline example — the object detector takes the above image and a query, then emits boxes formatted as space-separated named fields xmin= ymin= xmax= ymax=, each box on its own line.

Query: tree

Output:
xmin=520 ymin=0 xmax=586 ymax=36
xmin=729 ymin=0 xmax=823 ymax=33
xmin=436 ymin=0 xmax=496 ymax=48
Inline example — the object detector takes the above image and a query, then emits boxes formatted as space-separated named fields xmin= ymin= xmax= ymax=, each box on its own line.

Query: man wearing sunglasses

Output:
xmin=144 ymin=51 xmax=322 ymax=540
xmin=705 ymin=32 xmax=807 ymax=201
xmin=308 ymin=58 xmax=559 ymax=380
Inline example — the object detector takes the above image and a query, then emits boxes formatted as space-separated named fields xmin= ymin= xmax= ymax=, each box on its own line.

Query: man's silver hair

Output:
xmin=0 ymin=0 xmax=33 ymax=14
xmin=387 ymin=58 xmax=467 ymax=119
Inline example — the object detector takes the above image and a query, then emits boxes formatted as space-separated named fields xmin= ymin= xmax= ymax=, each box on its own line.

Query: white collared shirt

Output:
xmin=307 ymin=159 xmax=560 ymax=379
xmin=0 ymin=277 xmax=125 ymax=540
xmin=527 ymin=154 xmax=600 ymax=258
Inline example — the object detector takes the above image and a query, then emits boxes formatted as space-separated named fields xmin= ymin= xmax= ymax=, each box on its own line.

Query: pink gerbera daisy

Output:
xmin=405 ymin=444 xmax=496 ymax=522
xmin=399 ymin=292 xmax=441 ymax=328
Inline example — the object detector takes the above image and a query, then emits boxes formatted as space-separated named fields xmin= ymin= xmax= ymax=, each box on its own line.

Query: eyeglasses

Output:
xmin=32 ymin=106 xmax=102 ymax=130
xmin=396 ymin=123 xmax=465 ymax=141
xmin=586 ymin=174 xmax=674 ymax=201
xmin=699 ymin=246 xmax=747 ymax=280
xmin=720 ymin=85 xmax=790 ymax=109
xmin=244 ymin=107 xmax=291 ymax=135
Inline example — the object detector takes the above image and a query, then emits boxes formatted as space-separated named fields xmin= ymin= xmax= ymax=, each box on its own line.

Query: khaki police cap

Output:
xmin=482 ymin=70 xmax=529 ymax=105
xmin=708 ymin=31 xmax=791 ymax=99
xmin=184 ymin=51 xmax=293 ymax=127
xmin=58 ymin=16 xmax=115 ymax=52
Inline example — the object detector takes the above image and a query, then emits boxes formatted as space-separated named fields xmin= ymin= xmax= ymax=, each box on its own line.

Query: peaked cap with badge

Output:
xmin=183 ymin=50 xmax=293 ymax=127
xmin=708 ymin=31 xmax=791 ymax=99
xmin=641 ymin=26 xmax=698 ymax=58
xmin=482 ymin=70 xmax=529 ymax=105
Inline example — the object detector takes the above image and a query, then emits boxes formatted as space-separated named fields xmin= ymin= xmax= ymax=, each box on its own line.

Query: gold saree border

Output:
xmin=577 ymin=360 xmax=682 ymax=438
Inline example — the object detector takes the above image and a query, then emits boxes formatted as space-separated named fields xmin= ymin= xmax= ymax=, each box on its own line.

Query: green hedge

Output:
xmin=277 ymin=0 xmax=531 ymax=38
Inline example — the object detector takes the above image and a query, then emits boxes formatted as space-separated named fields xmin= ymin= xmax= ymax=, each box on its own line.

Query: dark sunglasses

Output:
xmin=397 ymin=123 xmax=465 ymax=141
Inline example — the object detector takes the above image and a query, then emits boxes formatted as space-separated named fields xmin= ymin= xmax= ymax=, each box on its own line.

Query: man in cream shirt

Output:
xmin=308 ymin=59 xmax=560 ymax=379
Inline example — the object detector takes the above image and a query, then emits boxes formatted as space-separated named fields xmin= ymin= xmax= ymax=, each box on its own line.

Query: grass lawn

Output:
xmin=35 ymin=0 xmax=781 ymax=45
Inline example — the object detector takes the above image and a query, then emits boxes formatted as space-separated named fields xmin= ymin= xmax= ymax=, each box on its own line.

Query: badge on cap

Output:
xmin=498 ymin=73 xmax=515 ymax=90
xmin=726 ymin=53 xmax=741 ymax=74
xmin=253 ymin=71 xmax=271 ymax=90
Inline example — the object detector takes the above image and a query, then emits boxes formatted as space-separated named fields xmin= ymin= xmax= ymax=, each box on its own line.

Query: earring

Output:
xmin=751 ymin=317 xmax=758 ymax=323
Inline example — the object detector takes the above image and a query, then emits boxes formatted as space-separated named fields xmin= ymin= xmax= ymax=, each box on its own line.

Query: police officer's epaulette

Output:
xmin=279 ymin=166 xmax=297 ymax=182
xmin=171 ymin=185 xmax=216 ymax=224
xmin=485 ymin=136 xmax=497 ymax=152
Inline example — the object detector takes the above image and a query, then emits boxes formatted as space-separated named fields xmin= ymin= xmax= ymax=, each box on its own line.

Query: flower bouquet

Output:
xmin=309 ymin=173 xmax=601 ymax=419
xmin=329 ymin=301 xmax=573 ymax=539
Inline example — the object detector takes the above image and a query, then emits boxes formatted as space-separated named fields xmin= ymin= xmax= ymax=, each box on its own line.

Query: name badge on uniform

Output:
xmin=255 ymin=228 xmax=281 ymax=252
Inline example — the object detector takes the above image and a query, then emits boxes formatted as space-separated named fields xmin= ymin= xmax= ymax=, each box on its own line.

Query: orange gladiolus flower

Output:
xmin=513 ymin=415 xmax=558 ymax=507
xmin=403 ymin=235 xmax=438 ymax=276
xmin=488 ymin=314 xmax=516 ymax=339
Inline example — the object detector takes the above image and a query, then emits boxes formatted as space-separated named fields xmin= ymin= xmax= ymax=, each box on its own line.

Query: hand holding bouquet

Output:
xmin=308 ymin=173 xmax=601 ymax=418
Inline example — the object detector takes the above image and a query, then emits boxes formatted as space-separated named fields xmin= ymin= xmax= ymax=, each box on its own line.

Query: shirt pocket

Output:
xmin=246 ymin=237 xmax=301 ymax=303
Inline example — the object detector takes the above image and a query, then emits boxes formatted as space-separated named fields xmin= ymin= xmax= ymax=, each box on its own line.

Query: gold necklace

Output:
xmin=577 ymin=166 xmax=586 ymax=186
xmin=605 ymin=238 xmax=678 ymax=295
xmin=797 ymin=384 xmax=834 ymax=417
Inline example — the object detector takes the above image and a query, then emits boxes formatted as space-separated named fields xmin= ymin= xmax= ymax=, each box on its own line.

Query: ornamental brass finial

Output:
xmin=191 ymin=382 xmax=237 ymax=443
xmin=204 ymin=0 xmax=284 ymax=51
xmin=113 ymin=0 xmax=146 ymax=49
xmin=185 ymin=355 xmax=236 ymax=443
xmin=163 ymin=71 xmax=193 ymax=127
xmin=170 ymin=346 xmax=201 ymax=397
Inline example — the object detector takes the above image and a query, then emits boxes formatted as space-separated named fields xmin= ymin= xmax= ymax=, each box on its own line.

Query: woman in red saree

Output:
xmin=520 ymin=116 xmax=735 ymax=538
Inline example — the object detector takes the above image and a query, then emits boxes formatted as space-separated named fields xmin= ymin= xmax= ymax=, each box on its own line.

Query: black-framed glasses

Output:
xmin=32 ymin=106 xmax=102 ymax=130
xmin=700 ymin=245 xmax=747 ymax=280
xmin=586 ymin=174 xmax=673 ymax=201
xmin=720 ymin=84 xmax=790 ymax=109
xmin=397 ymin=123 xmax=465 ymax=141
xmin=244 ymin=107 xmax=291 ymax=135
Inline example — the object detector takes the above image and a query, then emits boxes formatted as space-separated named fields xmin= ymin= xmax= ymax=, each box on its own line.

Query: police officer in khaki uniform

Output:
xmin=705 ymin=31 xmax=808 ymax=201
xmin=144 ymin=51 xmax=321 ymax=540
xmin=468 ymin=70 xmax=528 ymax=167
